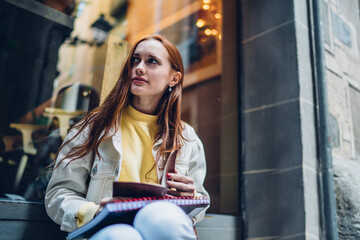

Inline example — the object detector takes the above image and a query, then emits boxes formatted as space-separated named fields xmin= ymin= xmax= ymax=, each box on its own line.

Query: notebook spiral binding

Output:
xmin=107 ymin=196 xmax=209 ymax=212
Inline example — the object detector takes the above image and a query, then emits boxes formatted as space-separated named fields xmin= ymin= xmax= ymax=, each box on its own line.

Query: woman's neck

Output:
xmin=131 ymin=95 xmax=161 ymax=115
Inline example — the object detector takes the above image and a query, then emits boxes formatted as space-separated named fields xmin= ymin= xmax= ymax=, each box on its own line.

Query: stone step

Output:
xmin=195 ymin=214 xmax=241 ymax=240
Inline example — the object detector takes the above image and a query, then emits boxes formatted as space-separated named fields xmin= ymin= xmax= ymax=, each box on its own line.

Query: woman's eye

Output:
xmin=148 ymin=58 xmax=158 ymax=64
xmin=131 ymin=57 xmax=140 ymax=65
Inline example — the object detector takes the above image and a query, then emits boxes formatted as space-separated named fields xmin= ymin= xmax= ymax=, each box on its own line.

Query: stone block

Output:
xmin=293 ymin=0 xmax=309 ymax=28
xmin=326 ymin=71 xmax=355 ymax=159
xmin=243 ymin=101 xmax=302 ymax=171
xmin=339 ymin=0 xmax=360 ymax=27
xmin=243 ymin=168 xmax=305 ymax=238
xmin=296 ymin=22 xmax=314 ymax=104
xmin=322 ymin=1 xmax=331 ymax=44
xmin=303 ymin=167 xmax=321 ymax=238
xmin=241 ymin=0 xmax=294 ymax=40
xmin=328 ymin=113 xmax=341 ymax=149
xmin=331 ymin=11 xmax=352 ymax=47
xmin=300 ymin=100 xmax=317 ymax=171
xmin=196 ymin=214 xmax=241 ymax=240
xmin=242 ymin=22 xmax=299 ymax=110
xmin=349 ymin=87 xmax=360 ymax=158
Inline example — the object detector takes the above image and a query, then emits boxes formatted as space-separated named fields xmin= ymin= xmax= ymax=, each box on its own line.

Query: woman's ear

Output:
xmin=169 ymin=71 xmax=182 ymax=87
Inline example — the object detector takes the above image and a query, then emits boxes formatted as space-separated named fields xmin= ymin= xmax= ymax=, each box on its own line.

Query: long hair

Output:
xmin=55 ymin=34 xmax=185 ymax=168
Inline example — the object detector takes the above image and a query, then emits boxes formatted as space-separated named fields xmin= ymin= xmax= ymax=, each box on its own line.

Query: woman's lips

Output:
xmin=132 ymin=77 xmax=148 ymax=84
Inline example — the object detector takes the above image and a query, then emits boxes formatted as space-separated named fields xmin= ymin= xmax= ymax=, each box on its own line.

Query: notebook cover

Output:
xmin=112 ymin=181 xmax=168 ymax=198
xmin=67 ymin=196 xmax=209 ymax=240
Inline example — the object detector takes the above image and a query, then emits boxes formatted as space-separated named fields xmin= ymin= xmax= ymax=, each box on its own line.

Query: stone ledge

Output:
xmin=0 ymin=200 xmax=66 ymax=240
xmin=195 ymin=214 xmax=241 ymax=240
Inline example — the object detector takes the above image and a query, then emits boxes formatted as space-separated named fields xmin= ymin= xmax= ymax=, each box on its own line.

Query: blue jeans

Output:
xmin=89 ymin=201 xmax=197 ymax=240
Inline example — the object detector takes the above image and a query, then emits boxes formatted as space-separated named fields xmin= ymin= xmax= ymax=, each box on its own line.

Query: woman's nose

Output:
xmin=135 ymin=61 xmax=145 ymax=75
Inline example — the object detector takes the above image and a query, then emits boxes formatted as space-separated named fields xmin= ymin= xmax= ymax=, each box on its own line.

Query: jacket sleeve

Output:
xmin=188 ymin=133 xmax=210 ymax=225
xmin=45 ymin=128 xmax=94 ymax=232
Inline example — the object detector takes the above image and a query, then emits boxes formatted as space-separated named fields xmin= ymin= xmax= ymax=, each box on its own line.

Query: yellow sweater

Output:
xmin=118 ymin=105 xmax=159 ymax=183
xmin=76 ymin=105 xmax=158 ymax=228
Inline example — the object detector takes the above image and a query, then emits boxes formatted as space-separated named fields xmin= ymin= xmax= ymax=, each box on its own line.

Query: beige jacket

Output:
xmin=45 ymin=122 xmax=209 ymax=232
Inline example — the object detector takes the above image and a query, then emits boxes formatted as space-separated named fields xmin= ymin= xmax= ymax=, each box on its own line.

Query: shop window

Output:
xmin=0 ymin=0 xmax=238 ymax=216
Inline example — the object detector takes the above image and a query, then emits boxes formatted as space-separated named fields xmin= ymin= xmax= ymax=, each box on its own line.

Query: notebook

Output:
xmin=67 ymin=182 xmax=209 ymax=240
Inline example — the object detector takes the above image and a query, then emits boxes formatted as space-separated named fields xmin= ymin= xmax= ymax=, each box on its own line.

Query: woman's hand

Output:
xmin=94 ymin=197 xmax=114 ymax=217
xmin=166 ymin=170 xmax=196 ymax=197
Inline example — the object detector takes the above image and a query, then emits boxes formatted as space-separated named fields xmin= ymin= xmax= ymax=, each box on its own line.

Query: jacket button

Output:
xmin=92 ymin=166 xmax=97 ymax=175
xmin=115 ymin=166 xmax=119 ymax=176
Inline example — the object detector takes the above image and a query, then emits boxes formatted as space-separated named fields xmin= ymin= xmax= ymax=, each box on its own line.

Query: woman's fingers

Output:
xmin=167 ymin=189 xmax=194 ymax=197
xmin=167 ymin=179 xmax=195 ymax=192
xmin=167 ymin=172 xmax=194 ymax=184
xmin=166 ymin=172 xmax=195 ymax=196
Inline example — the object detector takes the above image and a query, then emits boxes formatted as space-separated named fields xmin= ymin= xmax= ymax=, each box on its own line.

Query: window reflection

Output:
xmin=0 ymin=0 xmax=238 ymax=216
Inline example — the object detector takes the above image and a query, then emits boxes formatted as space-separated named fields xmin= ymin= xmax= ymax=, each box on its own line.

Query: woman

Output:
xmin=45 ymin=34 xmax=209 ymax=240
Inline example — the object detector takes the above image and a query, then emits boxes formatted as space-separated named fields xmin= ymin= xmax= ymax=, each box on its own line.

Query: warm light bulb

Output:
xmin=205 ymin=29 xmax=212 ymax=35
xmin=211 ymin=29 xmax=218 ymax=35
xmin=196 ymin=19 xmax=205 ymax=28
xmin=215 ymin=13 xmax=222 ymax=19
xmin=203 ymin=4 xmax=210 ymax=10
xmin=203 ymin=0 xmax=211 ymax=3
xmin=219 ymin=34 xmax=222 ymax=40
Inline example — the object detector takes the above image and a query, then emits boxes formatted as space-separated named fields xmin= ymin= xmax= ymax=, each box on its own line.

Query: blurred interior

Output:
xmin=0 ymin=0 xmax=238 ymax=215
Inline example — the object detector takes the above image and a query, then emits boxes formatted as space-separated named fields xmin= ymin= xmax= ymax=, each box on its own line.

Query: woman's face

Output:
xmin=130 ymin=39 xmax=176 ymax=100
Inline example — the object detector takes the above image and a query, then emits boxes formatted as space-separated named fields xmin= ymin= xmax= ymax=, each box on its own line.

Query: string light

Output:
xmin=202 ymin=4 xmax=210 ymax=10
xmin=205 ymin=29 xmax=212 ymax=35
xmin=196 ymin=19 xmax=205 ymax=28
xmin=199 ymin=0 xmax=221 ymax=39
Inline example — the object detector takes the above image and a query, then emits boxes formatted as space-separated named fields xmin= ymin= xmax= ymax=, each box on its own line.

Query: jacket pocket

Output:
xmin=87 ymin=159 xmax=118 ymax=203
xmin=90 ymin=158 xmax=117 ymax=178
xmin=87 ymin=176 xmax=114 ymax=203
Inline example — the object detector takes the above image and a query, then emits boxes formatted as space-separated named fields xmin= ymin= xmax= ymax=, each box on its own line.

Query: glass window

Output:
xmin=0 ymin=0 xmax=238 ymax=216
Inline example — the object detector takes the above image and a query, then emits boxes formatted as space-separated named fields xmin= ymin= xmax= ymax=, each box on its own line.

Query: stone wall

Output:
xmin=333 ymin=157 xmax=360 ymax=239
xmin=323 ymin=0 xmax=360 ymax=237
xmin=240 ymin=1 xmax=321 ymax=238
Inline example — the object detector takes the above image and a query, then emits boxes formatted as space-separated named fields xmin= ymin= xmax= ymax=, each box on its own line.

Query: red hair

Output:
xmin=56 ymin=34 xmax=185 ymax=168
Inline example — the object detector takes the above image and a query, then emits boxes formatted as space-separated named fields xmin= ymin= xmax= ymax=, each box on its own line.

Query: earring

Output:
xmin=168 ymin=86 xmax=172 ymax=92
